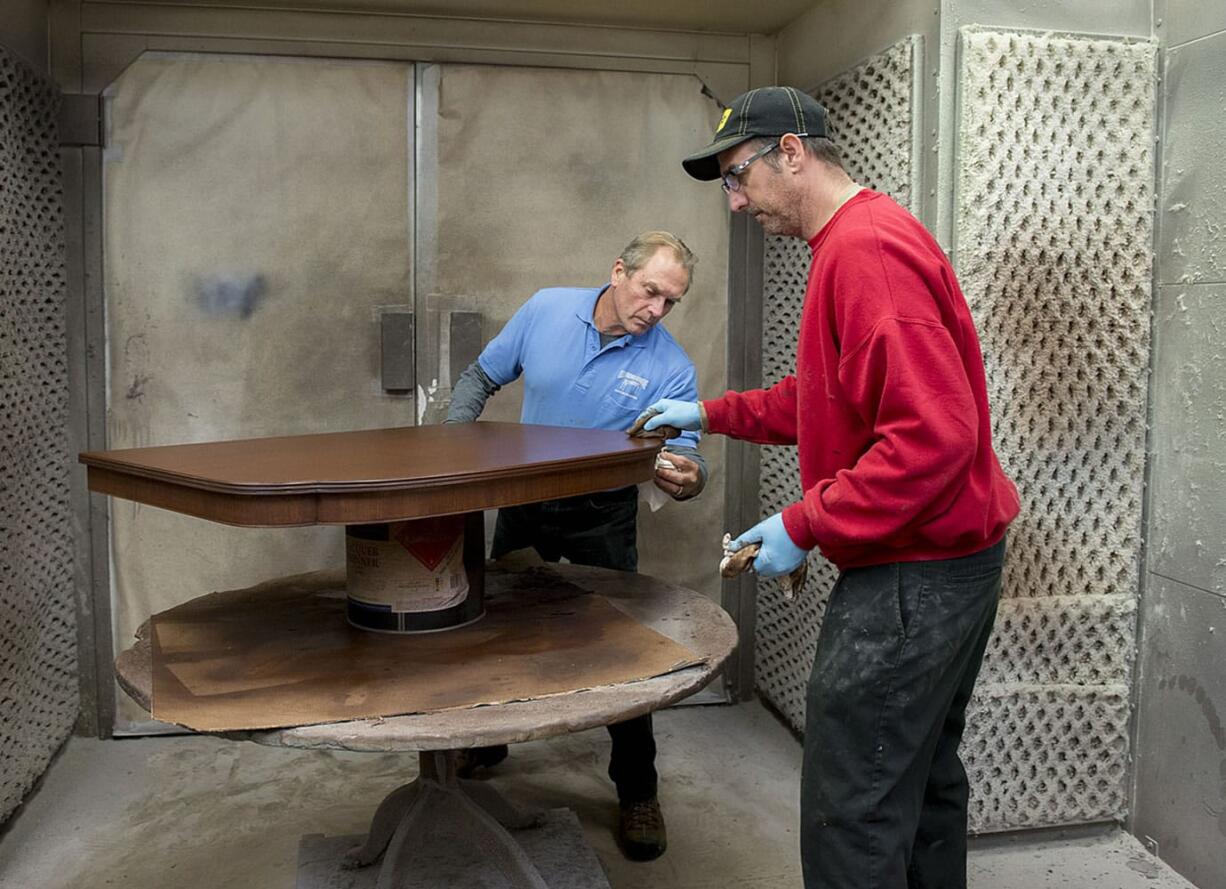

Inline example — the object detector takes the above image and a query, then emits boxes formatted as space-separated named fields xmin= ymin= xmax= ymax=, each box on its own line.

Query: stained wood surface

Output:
xmin=114 ymin=564 xmax=738 ymax=746
xmin=80 ymin=422 xmax=661 ymax=526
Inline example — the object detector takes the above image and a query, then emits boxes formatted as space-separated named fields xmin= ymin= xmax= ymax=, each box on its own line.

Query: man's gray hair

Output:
xmin=619 ymin=231 xmax=697 ymax=294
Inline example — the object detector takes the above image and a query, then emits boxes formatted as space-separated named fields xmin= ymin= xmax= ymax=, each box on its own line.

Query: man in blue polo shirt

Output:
xmin=446 ymin=230 xmax=707 ymax=862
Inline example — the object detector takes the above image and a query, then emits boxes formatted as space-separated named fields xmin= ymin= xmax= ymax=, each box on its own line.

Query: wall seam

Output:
xmin=1125 ymin=13 xmax=1165 ymax=836
xmin=1166 ymin=25 xmax=1226 ymax=51
xmin=82 ymin=0 xmax=754 ymax=37
xmin=1147 ymin=569 xmax=1226 ymax=600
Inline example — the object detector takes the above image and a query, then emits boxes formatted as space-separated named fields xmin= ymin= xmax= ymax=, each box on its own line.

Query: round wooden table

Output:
xmin=115 ymin=563 xmax=737 ymax=889
xmin=87 ymin=423 xmax=728 ymax=887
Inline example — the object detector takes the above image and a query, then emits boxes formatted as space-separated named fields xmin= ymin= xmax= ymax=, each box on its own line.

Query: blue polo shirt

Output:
xmin=477 ymin=286 xmax=700 ymax=450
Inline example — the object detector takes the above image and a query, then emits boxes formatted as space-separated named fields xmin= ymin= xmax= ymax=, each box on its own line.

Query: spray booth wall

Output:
xmin=1133 ymin=1 xmax=1226 ymax=885
xmin=99 ymin=54 xmax=729 ymax=729
xmin=0 ymin=43 xmax=78 ymax=825
xmin=754 ymin=27 xmax=1156 ymax=833
xmin=11 ymin=0 xmax=1193 ymax=851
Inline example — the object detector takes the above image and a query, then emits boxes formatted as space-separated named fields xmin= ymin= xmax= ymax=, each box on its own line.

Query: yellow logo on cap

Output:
xmin=716 ymin=107 xmax=732 ymax=133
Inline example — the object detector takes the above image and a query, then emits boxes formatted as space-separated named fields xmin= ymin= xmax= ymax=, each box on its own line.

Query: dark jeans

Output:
xmin=491 ymin=486 xmax=658 ymax=804
xmin=801 ymin=536 xmax=1006 ymax=889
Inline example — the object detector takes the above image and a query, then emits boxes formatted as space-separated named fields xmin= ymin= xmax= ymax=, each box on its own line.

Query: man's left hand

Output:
xmin=654 ymin=452 xmax=702 ymax=500
xmin=637 ymin=399 xmax=703 ymax=433
xmin=728 ymin=513 xmax=807 ymax=577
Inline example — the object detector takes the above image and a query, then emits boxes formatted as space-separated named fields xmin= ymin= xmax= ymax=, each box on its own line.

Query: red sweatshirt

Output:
xmin=704 ymin=190 xmax=1019 ymax=570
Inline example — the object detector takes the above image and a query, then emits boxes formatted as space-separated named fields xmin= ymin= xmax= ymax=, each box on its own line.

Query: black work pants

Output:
xmin=801 ymin=537 xmax=1006 ymax=889
xmin=491 ymin=486 xmax=658 ymax=804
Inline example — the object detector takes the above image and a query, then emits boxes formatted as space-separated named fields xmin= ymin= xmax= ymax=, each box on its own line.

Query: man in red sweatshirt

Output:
xmin=641 ymin=87 xmax=1020 ymax=888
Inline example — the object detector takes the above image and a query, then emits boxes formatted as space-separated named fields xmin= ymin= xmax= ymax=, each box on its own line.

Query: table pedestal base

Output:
xmin=350 ymin=750 xmax=544 ymax=888
xmin=301 ymin=750 xmax=609 ymax=889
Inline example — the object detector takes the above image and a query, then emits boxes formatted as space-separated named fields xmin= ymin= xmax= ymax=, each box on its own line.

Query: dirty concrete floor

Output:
xmin=0 ymin=700 xmax=1198 ymax=889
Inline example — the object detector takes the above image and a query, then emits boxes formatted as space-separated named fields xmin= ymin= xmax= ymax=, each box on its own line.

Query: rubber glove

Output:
xmin=728 ymin=512 xmax=808 ymax=578
xmin=637 ymin=399 xmax=702 ymax=433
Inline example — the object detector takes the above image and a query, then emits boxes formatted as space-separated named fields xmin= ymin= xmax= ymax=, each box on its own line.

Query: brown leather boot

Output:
xmin=617 ymin=797 xmax=667 ymax=861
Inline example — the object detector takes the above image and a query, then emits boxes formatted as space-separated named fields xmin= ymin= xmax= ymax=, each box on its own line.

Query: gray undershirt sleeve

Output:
xmin=445 ymin=360 xmax=501 ymax=423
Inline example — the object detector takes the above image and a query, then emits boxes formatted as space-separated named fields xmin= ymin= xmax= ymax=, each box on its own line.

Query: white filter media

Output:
xmin=0 ymin=47 xmax=78 ymax=825
xmin=956 ymin=27 xmax=1155 ymax=831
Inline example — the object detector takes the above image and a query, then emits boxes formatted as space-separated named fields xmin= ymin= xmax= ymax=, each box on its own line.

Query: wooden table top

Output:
xmin=80 ymin=422 xmax=661 ymax=527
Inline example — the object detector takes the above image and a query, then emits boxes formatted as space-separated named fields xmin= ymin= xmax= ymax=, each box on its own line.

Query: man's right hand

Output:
xmin=637 ymin=400 xmax=703 ymax=433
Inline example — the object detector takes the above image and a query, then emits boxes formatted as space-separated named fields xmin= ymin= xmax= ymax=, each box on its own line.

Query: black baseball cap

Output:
xmin=682 ymin=86 xmax=829 ymax=181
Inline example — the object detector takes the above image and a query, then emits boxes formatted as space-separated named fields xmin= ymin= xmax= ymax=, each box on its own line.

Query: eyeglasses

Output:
xmin=720 ymin=141 xmax=781 ymax=193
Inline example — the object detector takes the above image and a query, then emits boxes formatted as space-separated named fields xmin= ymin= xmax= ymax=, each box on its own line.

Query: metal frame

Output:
xmin=721 ymin=213 xmax=765 ymax=701
xmin=66 ymin=2 xmax=752 ymax=99
xmin=52 ymin=0 xmax=771 ymax=733
xmin=412 ymin=62 xmax=441 ymax=425
xmin=62 ymin=131 xmax=115 ymax=737
xmin=1125 ymin=0 xmax=1167 ymax=838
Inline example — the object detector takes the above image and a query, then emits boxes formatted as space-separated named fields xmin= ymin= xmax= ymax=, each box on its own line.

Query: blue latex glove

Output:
xmin=729 ymin=513 xmax=808 ymax=578
xmin=638 ymin=399 xmax=702 ymax=433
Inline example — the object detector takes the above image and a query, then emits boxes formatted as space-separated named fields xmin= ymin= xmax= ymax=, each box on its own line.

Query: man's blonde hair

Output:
xmin=619 ymin=231 xmax=697 ymax=295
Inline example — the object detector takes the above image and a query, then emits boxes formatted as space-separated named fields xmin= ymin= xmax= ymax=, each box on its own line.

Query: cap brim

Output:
xmin=681 ymin=133 xmax=757 ymax=181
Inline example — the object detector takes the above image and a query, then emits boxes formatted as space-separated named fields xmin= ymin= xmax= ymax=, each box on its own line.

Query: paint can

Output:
xmin=345 ymin=514 xmax=485 ymax=633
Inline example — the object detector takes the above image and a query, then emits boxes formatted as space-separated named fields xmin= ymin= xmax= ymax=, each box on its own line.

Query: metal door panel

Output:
xmin=417 ymin=63 xmax=730 ymax=606
xmin=102 ymin=53 xmax=414 ymax=729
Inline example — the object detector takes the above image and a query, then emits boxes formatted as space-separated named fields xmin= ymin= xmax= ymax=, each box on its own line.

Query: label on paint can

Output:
xmin=346 ymin=516 xmax=469 ymax=613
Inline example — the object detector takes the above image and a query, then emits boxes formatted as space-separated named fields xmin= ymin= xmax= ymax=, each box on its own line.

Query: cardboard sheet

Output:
xmin=150 ymin=572 xmax=702 ymax=732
